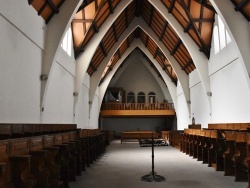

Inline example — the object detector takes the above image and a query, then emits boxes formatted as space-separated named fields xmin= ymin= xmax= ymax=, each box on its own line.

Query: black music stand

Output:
xmin=141 ymin=132 xmax=166 ymax=182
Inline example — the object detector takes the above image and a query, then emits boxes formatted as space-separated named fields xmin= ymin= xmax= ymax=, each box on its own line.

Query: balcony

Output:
xmin=100 ymin=103 xmax=175 ymax=117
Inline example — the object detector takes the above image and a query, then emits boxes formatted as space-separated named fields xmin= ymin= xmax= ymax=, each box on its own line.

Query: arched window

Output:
xmin=213 ymin=26 xmax=220 ymax=54
xmin=213 ymin=15 xmax=232 ymax=55
xmin=137 ymin=92 xmax=145 ymax=103
xmin=148 ymin=92 xmax=156 ymax=103
xmin=61 ymin=27 xmax=72 ymax=57
xmin=127 ymin=92 xmax=135 ymax=103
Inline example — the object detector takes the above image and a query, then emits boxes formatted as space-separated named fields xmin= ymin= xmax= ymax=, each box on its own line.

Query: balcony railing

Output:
xmin=101 ymin=103 xmax=174 ymax=111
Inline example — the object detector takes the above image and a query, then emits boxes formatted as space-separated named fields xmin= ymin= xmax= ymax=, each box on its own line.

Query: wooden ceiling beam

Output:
xmin=90 ymin=62 xmax=97 ymax=71
xmin=126 ymin=37 xmax=130 ymax=47
xmin=107 ymin=0 xmax=114 ymax=13
xmin=136 ymin=0 xmax=141 ymax=17
xmin=235 ymin=0 xmax=249 ymax=11
xmin=38 ymin=2 xmax=47 ymax=16
xmin=72 ymin=19 xmax=93 ymax=23
xmin=112 ymin=24 xmax=118 ymax=42
xmin=182 ymin=59 xmax=193 ymax=70
xmin=117 ymin=49 xmax=121 ymax=59
xmin=145 ymin=35 xmax=149 ymax=47
xmin=28 ymin=0 xmax=35 ymax=5
xmin=135 ymin=28 xmax=140 ymax=38
xmin=47 ymin=0 xmax=59 ymax=13
xmin=180 ymin=0 xmax=210 ymax=58
xmin=77 ymin=0 xmax=96 ymax=13
xmin=193 ymin=0 xmax=216 ymax=12
xmin=168 ymin=0 xmax=176 ymax=13
xmin=148 ymin=6 xmax=154 ymax=27
xmin=100 ymin=41 xmax=107 ymax=57
xmin=125 ymin=8 xmax=129 ymax=28
xmin=92 ymin=20 xmax=99 ymax=33
xmin=159 ymin=22 xmax=168 ymax=41
xmin=154 ymin=47 xmax=159 ymax=59
xmin=170 ymin=39 xmax=181 ymax=55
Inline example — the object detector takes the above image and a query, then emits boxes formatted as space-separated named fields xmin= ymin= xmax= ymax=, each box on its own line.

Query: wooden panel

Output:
xmin=43 ymin=135 xmax=55 ymax=148
xmin=9 ymin=138 xmax=29 ymax=156
xmin=29 ymin=136 xmax=44 ymax=151
xmin=100 ymin=109 xmax=175 ymax=117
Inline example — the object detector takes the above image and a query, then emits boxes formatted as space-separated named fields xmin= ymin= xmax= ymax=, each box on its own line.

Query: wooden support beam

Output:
xmin=107 ymin=0 xmax=114 ymax=13
xmin=47 ymin=0 xmax=59 ymax=13
xmin=145 ymin=35 xmax=149 ymax=47
xmin=159 ymin=22 xmax=168 ymax=41
xmin=117 ymin=49 xmax=121 ymax=59
xmin=92 ymin=20 xmax=99 ymax=33
xmin=170 ymin=39 xmax=181 ymax=55
xmin=168 ymin=0 xmax=176 ymax=13
xmin=89 ymin=62 xmax=97 ymax=71
xmin=154 ymin=47 xmax=159 ymax=59
xmin=182 ymin=59 xmax=193 ymax=70
xmin=72 ymin=19 xmax=93 ymax=23
xmin=38 ymin=2 xmax=47 ymax=16
xmin=136 ymin=0 xmax=141 ymax=17
xmin=125 ymin=8 xmax=129 ymax=28
xmin=100 ymin=42 xmax=107 ymax=57
xmin=148 ymin=6 xmax=154 ymax=27
xmin=193 ymin=0 xmax=216 ymax=12
xmin=180 ymin=0 xmax=210 ymax=58
xmin=193 ymin=18 xmax=215 ymax=23
xmin=28 ymin=0 xmax=35 ymax=5
xmin=112 ymin=24 xmax=118 ymax=42
xmin=126 ymin=37 xmax=130 ymax=47
xmin=235 ymin=0 xmax=249 ymax=11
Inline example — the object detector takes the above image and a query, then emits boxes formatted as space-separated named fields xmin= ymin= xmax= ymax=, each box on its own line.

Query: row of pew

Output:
xmin=0 ymin=126 xmax=106 ymax=188
xmin=180 ymin=123 xmax=250 ymax=187
xmin=0 ymin=123 xmax=77 ymax=139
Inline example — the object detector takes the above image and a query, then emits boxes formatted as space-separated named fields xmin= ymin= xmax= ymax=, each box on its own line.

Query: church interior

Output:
xmin=0 ymin=0 xmax=250 ymax=187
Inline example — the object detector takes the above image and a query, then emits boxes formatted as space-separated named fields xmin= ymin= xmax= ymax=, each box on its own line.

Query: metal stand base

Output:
xmin=141 ymin=131 xmax=166 ymax=182
xmin=141 ymin=172 xmax=166 ymax=182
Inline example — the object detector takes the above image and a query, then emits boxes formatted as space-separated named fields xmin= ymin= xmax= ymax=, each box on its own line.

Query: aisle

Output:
xmin=69 ymin=140 xmax=247 ymax=188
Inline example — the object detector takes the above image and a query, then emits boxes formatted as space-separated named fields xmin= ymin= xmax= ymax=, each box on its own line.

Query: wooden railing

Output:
xmin=101 ymin=103 xmax=174 ymax=110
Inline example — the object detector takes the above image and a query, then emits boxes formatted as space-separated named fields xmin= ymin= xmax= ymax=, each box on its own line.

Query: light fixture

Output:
xmin=187 ymin=100 xmax=191 ymax=104
xmin=207 ymin=92 xmax=212 ymax=97
xmin=40 ymin=74 xmax=48 ymax=81
xmin=73 ymin=92 xmax=78 ymax=96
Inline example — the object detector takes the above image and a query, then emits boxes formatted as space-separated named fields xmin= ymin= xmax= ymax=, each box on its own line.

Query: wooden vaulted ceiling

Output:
xmin=28 ymin=0 xmax=249 ymax=86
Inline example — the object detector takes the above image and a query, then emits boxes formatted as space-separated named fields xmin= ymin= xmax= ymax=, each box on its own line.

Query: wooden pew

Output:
xmin=202 ymin=130 xmax=211 ymax=164
xmin=224 ymin=131 xmax=236 ymax=176
xmin=43 ymin=135 xmax=62 ymax=188
xmin=29 ymin=136 xmax=49 ymax=187
xmin=79 ymin=130 xmax=88 ymax=169
xmin=208 ymin=130 xmax=219 ymax=168
xmin=197 ymin=130 xmax=205 ymax=161
xmin=8 ymin=138 xmax=35 ymax=187
xmin=0 ymin=124 xmax=12 ymax=140
xmin=69 ymin=131 xmax=82 ymax=175
xmin=54 ymin=133 xmax=76 ymax=187
xmin=192 ymin=129 xmax=201 ymax=159
xmin=0 ymin=140 xmax=12 ymax=187
xmin=233 ymin=132 xmax=248 ymax=182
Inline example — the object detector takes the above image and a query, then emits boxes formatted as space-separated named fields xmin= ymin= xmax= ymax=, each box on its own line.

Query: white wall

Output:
xmin=112 ymin=57 xmax=168 ymax=103
xmin=0 ymin=0 xmax=92 ymax=127
xmin=176 ymin=82 xmax=190 ymax=130
xmin=0 ymin=2 xmax=44 ymax=123
xmin=74 ymin=74 xmax=90 ymax=128
xmin=189 ymin=70 xmax=211 ymax=128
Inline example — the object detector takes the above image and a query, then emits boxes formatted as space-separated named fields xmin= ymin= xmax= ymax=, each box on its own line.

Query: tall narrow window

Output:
xmin=213 ymin=15 xmax=232 ymax=54
xmin=137 ymin=92 xmax=145 ymax=103
xmin=148 ymin=92 xmax=156 ymax=103
xmin=61 ymin=27 xmax=72 ymax=57
xmin=127 ymin=92 xmax=135 ymax=103
xmin=218 ymin=16 xmax=226 ymax=50
xmin=213 ymin=26 xmax=220 ymax=54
